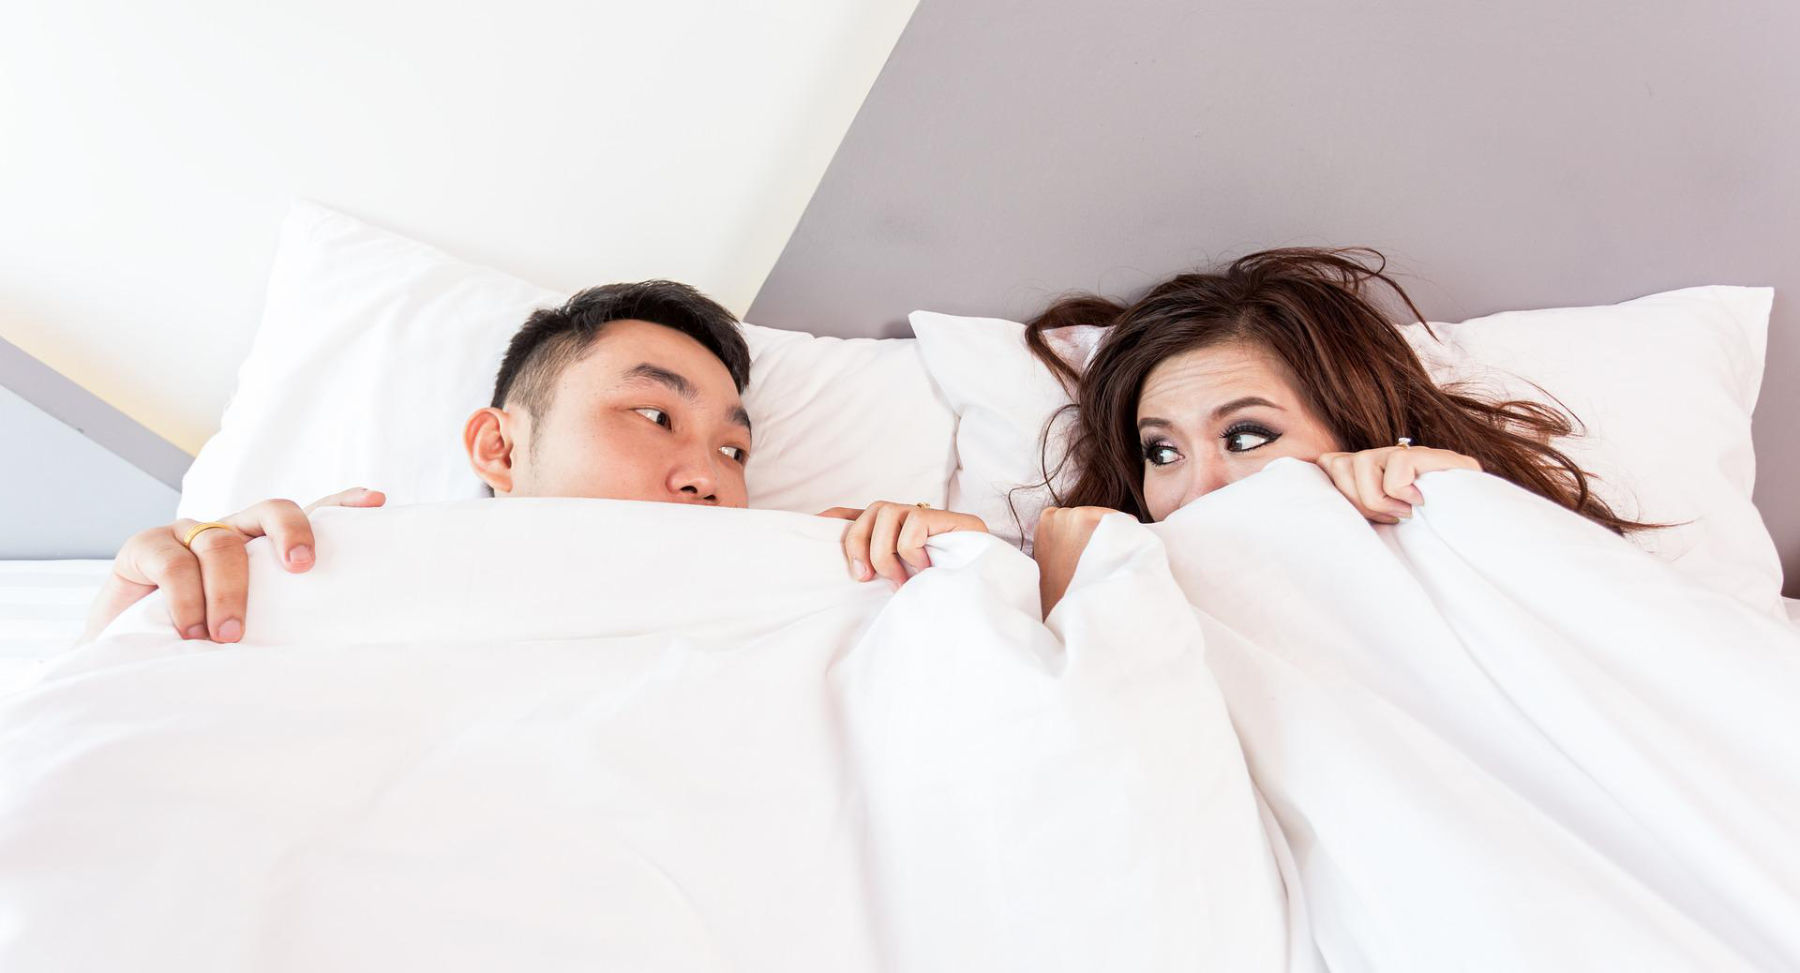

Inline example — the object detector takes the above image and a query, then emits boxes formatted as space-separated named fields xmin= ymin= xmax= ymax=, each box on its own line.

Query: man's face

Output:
xmin=492 ymin=320 xmax=752 ymax=507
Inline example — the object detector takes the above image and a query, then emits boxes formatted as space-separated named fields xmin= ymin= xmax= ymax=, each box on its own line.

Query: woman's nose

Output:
xmin=1180 ymin=454 xmax=1232 ymax=507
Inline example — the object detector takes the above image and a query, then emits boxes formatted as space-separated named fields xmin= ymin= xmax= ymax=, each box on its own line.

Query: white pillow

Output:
xmin=910 ymin=286 xmax=1784 ymax=616
xmin=739 ymin=325 xmax=956 ymax=512
xmin=1405 ymin=287 xmax=1779 ymax=615
xmin=179 ymin=201 xmax=955 ymax=521
xmin=908 ymin=312 xmax=1095 ymax=551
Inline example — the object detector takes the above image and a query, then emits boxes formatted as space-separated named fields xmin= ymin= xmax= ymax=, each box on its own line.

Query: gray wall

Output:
xmin=750 ymin=0 xmax=1799 ymax=596
xmin=0 ymin=338 xmax=183 ymax=559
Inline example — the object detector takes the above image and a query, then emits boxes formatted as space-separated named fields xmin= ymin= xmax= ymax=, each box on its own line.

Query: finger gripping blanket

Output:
xmin=0 ymin=499 xmax=1287 ymax=972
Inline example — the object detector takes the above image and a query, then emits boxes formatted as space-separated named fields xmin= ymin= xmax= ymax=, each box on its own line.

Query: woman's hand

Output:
xmin=1032 ymin=505 xmax=1115 ymax=620
xmin=81 ymin=487 xmax=387 ymax=644
xmin=1316 ymin=445 xmax=1480 ymax=524
xmin=818 ymin=501 xmax=987 ymax=588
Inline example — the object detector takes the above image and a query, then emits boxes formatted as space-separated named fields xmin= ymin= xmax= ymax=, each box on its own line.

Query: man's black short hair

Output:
xmin=491 ymin=280 xmax=751 ymax=416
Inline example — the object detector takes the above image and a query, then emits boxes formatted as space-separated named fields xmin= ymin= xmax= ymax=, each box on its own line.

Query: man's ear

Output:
xmin=465 ymin=407 xmax=520 ymax=495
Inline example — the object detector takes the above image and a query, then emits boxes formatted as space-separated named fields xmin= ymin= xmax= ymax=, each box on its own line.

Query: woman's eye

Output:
xmin=719 ymin=445 xmax=746 ymax=463
xmin=1142 ymin=442 xmax=1181 ymax=467
xmin=634 ymin=407 xmax=671 ymax=429
xmin=1222 ymin=425 xmax=1278 ymax=452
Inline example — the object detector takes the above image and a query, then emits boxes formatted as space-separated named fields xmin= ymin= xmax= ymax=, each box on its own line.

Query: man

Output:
xmin=85 ymin=281 xmax=983 ymax=643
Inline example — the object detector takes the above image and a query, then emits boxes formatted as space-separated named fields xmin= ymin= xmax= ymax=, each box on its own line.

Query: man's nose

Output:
xmin=669 ymin=447 xmax=721 ymax=504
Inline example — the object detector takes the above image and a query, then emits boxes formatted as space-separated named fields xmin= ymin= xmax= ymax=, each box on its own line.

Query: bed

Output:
xmin=6 ymin=0 xmax=1799 ymax=959
xmin=0 ymin=560 xmax=110 ymax=695
xmin=1 ymin=221 xmax=1796 ymax=970
xmin=4 ymin=466 xmax=1797 ymax=971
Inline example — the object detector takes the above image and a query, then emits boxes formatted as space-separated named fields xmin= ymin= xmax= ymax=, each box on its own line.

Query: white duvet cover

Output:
xmin=0 ymin=501 xmax=1289 ymax=972
xmin=3 ymin=468 xmax=1794 ymax=972
xmin=1140 ymin=460 xmax=1800 ymax=972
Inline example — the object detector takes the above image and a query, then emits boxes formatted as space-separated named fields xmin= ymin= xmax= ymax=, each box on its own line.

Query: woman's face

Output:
xmin=1136 ymin=342 xmax=1342 ymax=521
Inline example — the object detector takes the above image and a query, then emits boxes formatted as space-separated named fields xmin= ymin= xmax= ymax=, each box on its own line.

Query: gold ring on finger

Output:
xmin=181 ymin=522 xmax=234 ymax=549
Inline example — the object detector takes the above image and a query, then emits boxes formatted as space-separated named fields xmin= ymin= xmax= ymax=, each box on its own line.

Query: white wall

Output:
xmin=0 ymin=0 xmax=917 ymax=452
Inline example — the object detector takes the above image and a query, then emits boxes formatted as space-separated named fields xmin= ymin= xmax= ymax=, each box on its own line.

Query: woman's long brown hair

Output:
xmin=1023 ymin=247 xmax=1651 ymax=533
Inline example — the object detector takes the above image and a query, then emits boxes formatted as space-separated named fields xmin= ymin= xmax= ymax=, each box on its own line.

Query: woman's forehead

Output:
xmin=1139 ymin=344 xmax=1290 ymax=413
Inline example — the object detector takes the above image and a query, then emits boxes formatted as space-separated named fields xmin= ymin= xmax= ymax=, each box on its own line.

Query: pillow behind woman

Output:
xmin=910 ymin=256 xmax=1782 ymax=616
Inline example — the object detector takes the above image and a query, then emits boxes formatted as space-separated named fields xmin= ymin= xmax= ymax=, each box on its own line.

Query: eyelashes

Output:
xmin=1141 ymin=422 xmax=1283 ymax=466
xmin=1221 ymin=421 xmax=1279 ymax=452
xmin=1142 ymin=441 xmax=1180 ymax=467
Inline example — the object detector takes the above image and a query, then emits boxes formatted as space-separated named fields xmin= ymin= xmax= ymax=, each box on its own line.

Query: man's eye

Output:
xmin=1142 ymin=442 xmax=1181 ymax=467
xmin=719 ymin=445 xmax=746 ymax=463
xmin=634 ymin=407 xmax=671 ymax=429
xmin=1222 ymin=424 xmax=1278 ymax=452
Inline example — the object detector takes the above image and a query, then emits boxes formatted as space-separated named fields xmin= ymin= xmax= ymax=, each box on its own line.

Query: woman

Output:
xmin=1024 ymin=247 xmax=1651 ymax=615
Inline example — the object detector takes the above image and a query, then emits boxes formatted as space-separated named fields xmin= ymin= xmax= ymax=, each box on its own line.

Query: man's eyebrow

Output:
xmin=1210 ymin=396 xmax=1282 ymax=420
xmin=622 ymin=362 xmax=751 ymax=434
xmin=621 ymin=363 xmax=697 ymax=400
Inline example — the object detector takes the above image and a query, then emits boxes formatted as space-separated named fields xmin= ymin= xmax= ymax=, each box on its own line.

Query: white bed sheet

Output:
xmin=0 ymin=559 xmax=110 ymax=695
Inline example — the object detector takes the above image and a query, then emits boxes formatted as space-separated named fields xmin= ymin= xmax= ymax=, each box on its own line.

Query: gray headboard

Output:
xmin=749 ymin=0 xmax=1799 ymax=597
xmin=0 ymin=337 xmax=184 ymax=559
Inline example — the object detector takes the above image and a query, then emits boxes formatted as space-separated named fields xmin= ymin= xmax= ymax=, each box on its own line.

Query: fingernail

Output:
xmin=183 ymin=624 xmax=208 ymax=640
xmin=288 ymin=544 xmax=312 ymax=565
xmin=217 ymin=619 xmax=243 ymax=642
xmin=851 ymin=558 xmax=867 ymax=580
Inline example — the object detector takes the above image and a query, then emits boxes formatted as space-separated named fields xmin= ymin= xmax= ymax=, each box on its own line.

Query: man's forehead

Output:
xmin=583 ymin=318 xmax=711 ymax=358
xmin=566 ymin=321 xmax=734 ymax=390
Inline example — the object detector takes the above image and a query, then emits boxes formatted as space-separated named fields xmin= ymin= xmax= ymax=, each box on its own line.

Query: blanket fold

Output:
xmin=1156 ymin=459 xmax=1800 ymax=972
xmin=0 ymin=499 xmax=1284 ymax=973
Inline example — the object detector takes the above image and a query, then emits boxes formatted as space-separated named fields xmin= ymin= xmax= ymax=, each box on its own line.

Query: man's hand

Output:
xmin=819 ymin=501 xmax=988 ymax=589
xmin=80 ymin=487 xmax=386 ymax=644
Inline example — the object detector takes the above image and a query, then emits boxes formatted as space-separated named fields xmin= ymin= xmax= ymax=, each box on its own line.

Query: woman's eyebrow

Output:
xmin=1138 ymin=396 xmax=1281 ymax=431
xmin=1211 ymin=396 xmax=1282 ymax=420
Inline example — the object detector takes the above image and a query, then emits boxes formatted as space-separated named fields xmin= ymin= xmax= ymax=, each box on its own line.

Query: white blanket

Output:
xmin=1139 ymin=459 xmax=1800 ymax=972
xmin=0 ymin=500 xmax=1289 ymax=972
